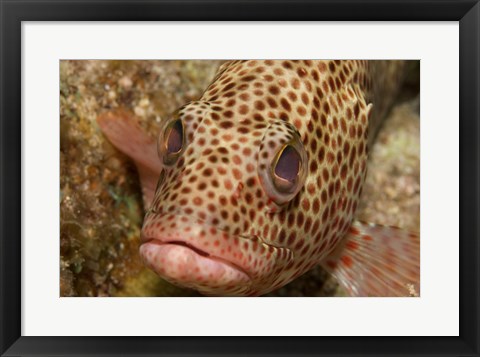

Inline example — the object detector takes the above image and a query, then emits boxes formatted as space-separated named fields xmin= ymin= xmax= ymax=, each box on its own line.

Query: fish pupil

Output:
xmin=275 ymin=145 xmax=300 ymax=182
xmin=167 ymin=120 xmax=183 ymax=154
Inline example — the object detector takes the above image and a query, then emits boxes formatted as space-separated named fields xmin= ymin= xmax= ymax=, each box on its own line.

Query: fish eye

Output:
xmin=272 ymin=145 xmax=302 ymax=193
xmin=257 ymin=120 xmax=308 ymax=207
xmin=159 ymin=118 xmax=184 ymax=166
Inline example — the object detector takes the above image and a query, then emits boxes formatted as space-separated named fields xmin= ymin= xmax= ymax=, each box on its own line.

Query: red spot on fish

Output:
xmin=326 ymin=260 xmax=337 ymax=269
xmin=346 ymin=241 xmax=359 ymax=250
xmin=341 ymin=255 xmax=353 ymax=268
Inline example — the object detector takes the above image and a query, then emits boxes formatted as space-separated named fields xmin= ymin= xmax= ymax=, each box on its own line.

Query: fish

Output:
xmin=97 ymin=60 xmax=420 ymax=297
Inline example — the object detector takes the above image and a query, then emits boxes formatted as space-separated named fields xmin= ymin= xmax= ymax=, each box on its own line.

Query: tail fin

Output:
xmin=97 ymin=109 xmax=162 ymax=208
xmin=321 ymin=220 xmax=420 ymax=297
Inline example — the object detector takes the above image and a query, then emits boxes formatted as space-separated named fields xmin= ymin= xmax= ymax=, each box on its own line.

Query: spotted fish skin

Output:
xmin=98 ymin=60 xmax=418 ymax=296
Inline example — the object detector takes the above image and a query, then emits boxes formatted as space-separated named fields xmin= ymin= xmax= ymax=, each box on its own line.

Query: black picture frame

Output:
xmin=1 ymin=0 xmax=478 ymax=356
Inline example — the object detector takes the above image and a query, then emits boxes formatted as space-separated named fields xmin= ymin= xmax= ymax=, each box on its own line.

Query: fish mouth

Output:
xmin=141 ymin=238 xmax=251 ymax=279
xmin=139 ymin=213 xmax=293 ymax=295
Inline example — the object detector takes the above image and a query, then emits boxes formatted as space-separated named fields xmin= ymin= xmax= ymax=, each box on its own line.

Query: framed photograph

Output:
xmin=1 ymin=0 xmax=478 ymax=356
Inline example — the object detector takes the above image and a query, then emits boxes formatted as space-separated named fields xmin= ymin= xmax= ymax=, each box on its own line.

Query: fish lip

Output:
xmin=141 ymin=238 xmax=252 ymax=280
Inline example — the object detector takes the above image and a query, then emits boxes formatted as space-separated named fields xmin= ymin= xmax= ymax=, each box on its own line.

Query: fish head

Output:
xmin=140 ymin=99 xmax=306 ymax=295
xmin=140 ymin=60 xmax=371 ymax=295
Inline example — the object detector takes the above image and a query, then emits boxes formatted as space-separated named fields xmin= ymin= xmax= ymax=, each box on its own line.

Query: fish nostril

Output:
xmin=233 ymin=183 xmax=244 ymax=199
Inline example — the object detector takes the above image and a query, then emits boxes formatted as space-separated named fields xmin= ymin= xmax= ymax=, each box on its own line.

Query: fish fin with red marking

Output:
xmin=97 ymin=109 xmax=162 ymax=208
xmin=321 ymin=220 xmax=420 ymax=297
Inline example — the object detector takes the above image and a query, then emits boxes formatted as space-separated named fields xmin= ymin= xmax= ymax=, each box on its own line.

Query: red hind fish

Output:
xmin=97 ymin=60 xmax=419 ymax=296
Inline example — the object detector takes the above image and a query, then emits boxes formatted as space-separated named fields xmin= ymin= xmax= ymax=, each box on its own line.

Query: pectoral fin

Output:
xmin=321 ymin=221 xmax=420 ymax=297
xmin=97 ymin=109 xmax=162 ymax=208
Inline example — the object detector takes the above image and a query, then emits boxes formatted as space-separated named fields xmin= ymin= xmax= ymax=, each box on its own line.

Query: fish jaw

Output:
xmin=140 ymin=213 xmax=291 ymax=295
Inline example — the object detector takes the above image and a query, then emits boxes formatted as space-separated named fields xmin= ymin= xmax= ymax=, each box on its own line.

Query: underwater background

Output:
xmin=60 ymin=60 xmax=420 ymax=297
